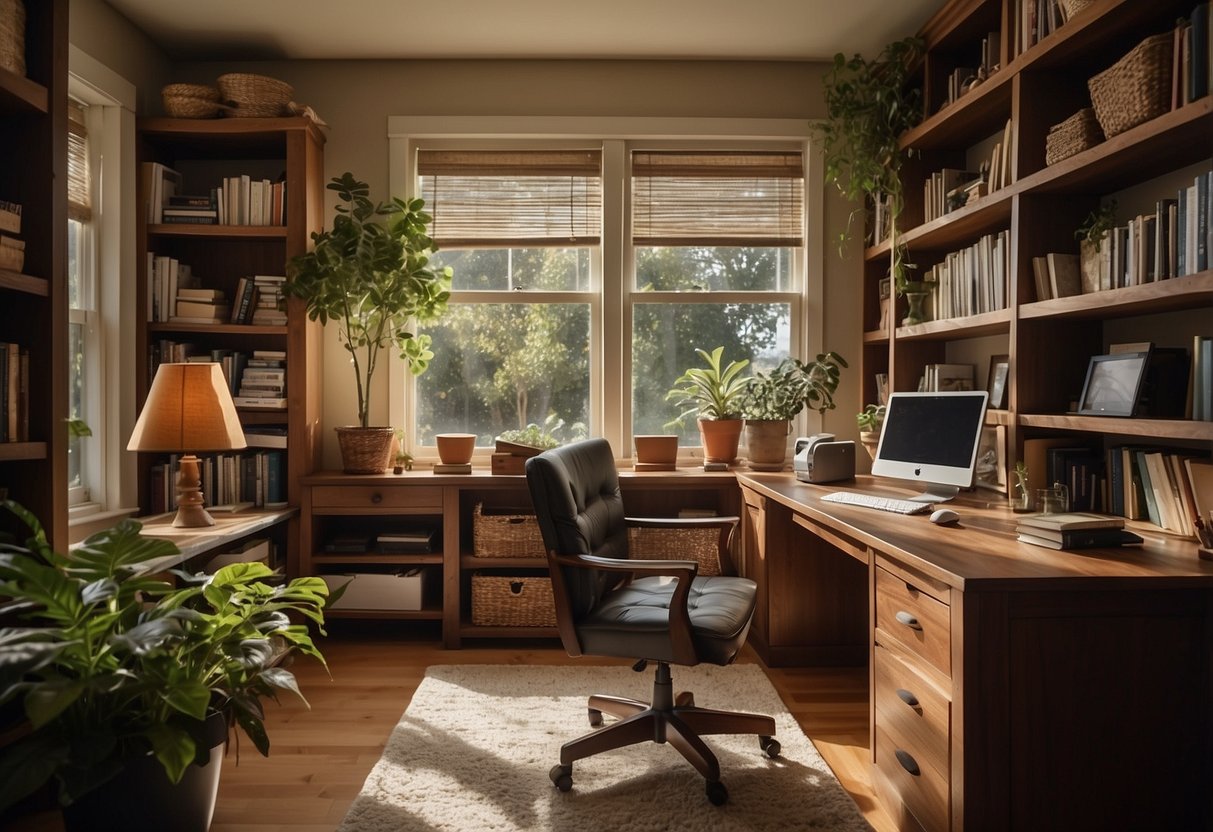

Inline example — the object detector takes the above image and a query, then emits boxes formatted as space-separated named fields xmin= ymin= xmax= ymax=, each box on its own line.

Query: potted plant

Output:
xmin=285 ymin=172 xmax=451 ymax=474
xmin=740 ymin=353 xmax=847 ymax=470
xmin=817 ymin=37 xmax=925 ymax=298
xmin=0 ymin=501 xmax=337 ymax=830
xmin=1074 ymin=199 xmax=1117 ymax=294
xmin=856 ymin=403 xmax=886 ymax=460
xmin=665 ymin=347 xmax=752 ymax=465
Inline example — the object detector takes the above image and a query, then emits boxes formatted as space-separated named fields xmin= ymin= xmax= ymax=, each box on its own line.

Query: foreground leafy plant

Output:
xmin=740 ymin=353 xmax=848 ymax=421
xmin=0 ymin=501 xmax=336 ymax=810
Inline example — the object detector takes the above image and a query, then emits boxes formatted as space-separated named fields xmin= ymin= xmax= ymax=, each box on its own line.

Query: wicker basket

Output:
xmin=1045 ymin=107 xmax=1104 ymax=165
xmin=629 ymin=525 xmax=722 ymax=576
xmin=1058 ymin=0 xmax=1095 ymax=19
xmin=0 ymin=0 xmax=25 ymax=77
xmin=470 ymin=573 xmax=556 ymax=627
xmin=334 ymin=426 xmax=394 ymax=475
xmin=472 ymin=503 xmax=546 ymax=557
xmin=217 ymin=73 xmax=293 ymax=118
xmin=1088 ymin=32 xmax=1173 ymax=138
xmin=162 ymin=83 xmax=222 ymax=119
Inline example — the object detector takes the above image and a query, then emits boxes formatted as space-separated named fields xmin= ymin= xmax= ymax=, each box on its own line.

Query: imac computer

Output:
xmin=871 ymin=390 xmax=990 ymax=502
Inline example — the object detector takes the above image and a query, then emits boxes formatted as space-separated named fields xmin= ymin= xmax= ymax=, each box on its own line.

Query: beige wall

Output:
xmin=69 ymin=0 xmax=171 ymax=113
xmin=164 ymin=58 xmax=863 ymax=465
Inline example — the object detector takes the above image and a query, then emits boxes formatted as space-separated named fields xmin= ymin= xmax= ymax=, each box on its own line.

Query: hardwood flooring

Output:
xmin=10 ymin=623 xmax=895 ymax=831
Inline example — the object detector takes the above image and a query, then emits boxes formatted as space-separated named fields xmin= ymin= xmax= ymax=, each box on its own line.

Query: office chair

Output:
xmin=525 ymin=438 xmax=779 ymax=806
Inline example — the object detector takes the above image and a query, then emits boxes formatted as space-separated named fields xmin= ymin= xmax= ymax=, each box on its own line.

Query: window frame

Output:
xmin=388 ymin=117 xmax=825 ymax=463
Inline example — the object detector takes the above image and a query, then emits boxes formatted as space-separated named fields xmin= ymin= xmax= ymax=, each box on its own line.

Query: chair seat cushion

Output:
xmin=577 ymin=575 xmax=757 ymax=665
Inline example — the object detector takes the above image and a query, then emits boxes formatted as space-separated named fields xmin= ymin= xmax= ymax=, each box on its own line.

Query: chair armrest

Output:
xmin=550 ymin=552 xmax=699 ymax=664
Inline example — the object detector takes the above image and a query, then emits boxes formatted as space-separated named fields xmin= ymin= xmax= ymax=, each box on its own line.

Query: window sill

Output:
xmin=68 ymin=505 xmax=140 ymax=546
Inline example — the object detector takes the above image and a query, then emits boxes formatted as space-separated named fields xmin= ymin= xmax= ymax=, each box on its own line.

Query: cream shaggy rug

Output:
xmin=339 ymin=664 xmax=872 ymax=831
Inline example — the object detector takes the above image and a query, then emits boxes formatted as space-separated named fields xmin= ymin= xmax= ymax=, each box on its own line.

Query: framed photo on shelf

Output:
xmin=974 ymin=424 xmax=1007 ymax=493
xmin=1076 ymin=351 xmax=1150 ymax=417
xmin=986 ymin=354 xmax=1010 ymax=409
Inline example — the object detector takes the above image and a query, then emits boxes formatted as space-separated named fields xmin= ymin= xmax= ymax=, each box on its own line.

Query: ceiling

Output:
xmin=105 ymin=0 xmax=940 ymax=62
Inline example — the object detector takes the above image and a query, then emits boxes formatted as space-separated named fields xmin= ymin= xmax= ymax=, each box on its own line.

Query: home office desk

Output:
xmin=735 ymin=472 xmax=1213 ymax=832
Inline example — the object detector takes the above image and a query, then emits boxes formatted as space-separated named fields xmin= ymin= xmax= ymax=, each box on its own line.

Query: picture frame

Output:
xmin=974 ymin=424 xmax=1007 ymax=493
xmin=986 ymin=354 xmax=1010 ymax=409
xmin=1076 ymin=351 xmax=1150 ymax=417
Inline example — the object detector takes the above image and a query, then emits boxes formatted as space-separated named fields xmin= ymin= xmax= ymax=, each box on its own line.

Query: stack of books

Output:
xmin=1016 ymin=512 xmax=1143 ymax=550
xmin=162 ymin=194 xmax=218 ymax=225
xmin=172 ymin=287 xmax=230 ymax=324
xmin=250 ymin=275 xmax=287 ymax=326
xmin=232 ymin=350 xmax=286 ymax=409
xmin=377 ymin=529 xmax=436 ymax=553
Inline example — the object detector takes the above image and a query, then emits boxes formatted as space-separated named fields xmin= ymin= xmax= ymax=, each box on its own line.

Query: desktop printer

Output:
xmin=793 ymin=434 xmax=855 ymax=484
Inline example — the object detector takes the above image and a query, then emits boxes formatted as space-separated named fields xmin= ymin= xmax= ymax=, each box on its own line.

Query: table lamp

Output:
xmin=127 ymin=362 xmax=247 ymax=527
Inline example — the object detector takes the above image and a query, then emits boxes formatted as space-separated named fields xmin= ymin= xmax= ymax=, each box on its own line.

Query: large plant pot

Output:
xmin=335 ymin=426 xmax=395 ymax=474
xmin=745 ymin=419 xmax=791 ymax=471
xmin=697 ymin=418 xmax=744 ymax=465
xmin=62 ymin=713 xmax=226 ymax=832
xmin=435 ymin=433 xmax=476 ymax=464
xmin=634 ymin=434 xmax=679 ymax=471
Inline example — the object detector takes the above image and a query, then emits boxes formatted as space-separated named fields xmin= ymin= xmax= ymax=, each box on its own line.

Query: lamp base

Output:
xmin=172 ymin=454 xmax=216 ymax=528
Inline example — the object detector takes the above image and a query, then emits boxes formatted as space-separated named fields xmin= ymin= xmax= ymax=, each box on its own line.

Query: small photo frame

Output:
xmin=1076 ymin=351 xmax=1150 ymax=417
xmin=986 ymin=354 xmax=1010 ymax=409
xmin=974 ymin=424 xmax=1007 ymax=493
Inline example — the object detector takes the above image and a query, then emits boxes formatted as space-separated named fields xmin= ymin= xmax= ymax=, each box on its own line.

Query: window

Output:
xmin=390 ymin=119 xmax=819 ymax=460
xmin=67 ymin=99 xmax=99 ymax=507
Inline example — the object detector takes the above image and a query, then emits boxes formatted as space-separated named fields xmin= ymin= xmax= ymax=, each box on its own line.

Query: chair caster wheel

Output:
xmin=760 ymin=735 xmax=781 ymax=758
xmin=675 ymin=691 xmax=695 ymax=707
xmin=588 ymin=708 xmax=603 ymax=727
xmin=706 ymin=779 xmax=729 ymax=806
xmin=550 ymin=764 xmax=573 ymax=792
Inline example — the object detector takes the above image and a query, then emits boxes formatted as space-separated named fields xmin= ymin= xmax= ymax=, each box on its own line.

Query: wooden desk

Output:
xmin=134 ymin=507 xmax=296 ymax=573
xmin=736 ymin=472 xmax=1213 ymax=832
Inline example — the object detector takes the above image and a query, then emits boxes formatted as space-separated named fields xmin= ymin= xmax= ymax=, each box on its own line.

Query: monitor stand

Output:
xmin=906 ymin=485 xmax=959 ymax=503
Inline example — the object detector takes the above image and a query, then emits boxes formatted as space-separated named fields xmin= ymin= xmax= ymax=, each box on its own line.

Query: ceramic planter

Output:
xmin=697 ymin=418 xmax=744 ymax=465
xmin=744 ymin=419 xmax=791 ymax=470
xmin=435 ymin=433 xmax=476 ymax=465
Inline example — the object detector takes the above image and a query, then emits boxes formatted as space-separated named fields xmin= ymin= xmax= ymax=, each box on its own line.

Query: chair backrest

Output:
xmin=525 ymin=439 xmax=628 ymax=643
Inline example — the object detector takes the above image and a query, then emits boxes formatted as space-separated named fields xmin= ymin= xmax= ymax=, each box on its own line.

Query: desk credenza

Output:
xmin=738 ymin=472 xmax=1212 ymax=832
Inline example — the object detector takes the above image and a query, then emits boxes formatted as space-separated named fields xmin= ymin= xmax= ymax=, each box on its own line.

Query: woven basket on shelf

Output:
xmin=334 ymin=426 xmax=394 ymax=475
xmin=472 ymin=503 xmax=546 ymax=557
xmin=628 ymin=526 xmax=722 ymax=576
xmin=162 ymin=83 xmax=222 ymax=119
xmin=1045 ymin=107 xmax=1104 ymax=165
xmin=217 ymin=73 xmax=293 ymax=117
xmin=1058 ymin=0 xmax=1095 ymax=20
xmin=0 ymin=0 xmax=26 ymax=77
xmin=1087 ymin=32 xmax=1173 ymax=137
xmin=470 ymin=574 xmax=556 ymax=627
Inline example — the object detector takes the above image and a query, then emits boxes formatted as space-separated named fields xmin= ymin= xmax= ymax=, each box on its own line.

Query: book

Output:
xmin=175 ymin=300 xmax=231 ymax=319
xmin=1186 ymin=459 xmax=1213 ymax=526
xmin=1031 ymin=256 xmax=1052 ymax=302
xmin=232 ymin=396 xmax=287 ymax=409
xmin=176 ymin=288 xmax=224 ymax=301
xmin=1017 ymin=529 xmax=1144 ymax=550
xmin=1046 ymin=252 xmax=1081 ymax=298
xmin=1016 ymin=512 xmax=1124 ymax=532
xmin=243 ymin=427 xmax=288 ymax=449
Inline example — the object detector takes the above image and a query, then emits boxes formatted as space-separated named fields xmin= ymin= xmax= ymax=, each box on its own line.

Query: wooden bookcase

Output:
xmin=864 ymin=0 xmax=1213 ymax=516
xmin=134 ymin=118 xmax=326 ymax=549
xmin=0 ymin=0 xmax=67 ymax=550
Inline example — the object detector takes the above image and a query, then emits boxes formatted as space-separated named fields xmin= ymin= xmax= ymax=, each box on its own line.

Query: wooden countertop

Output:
xmin=302 ymin=468 xmax=740 ymax=487
xmin=135 ymin=507 xmax=296 ymax=572
xmin=737 ymin=473 xmax=1213 ymax=592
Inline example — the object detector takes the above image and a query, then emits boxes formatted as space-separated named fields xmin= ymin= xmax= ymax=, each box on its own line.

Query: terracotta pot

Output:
xmin=334 ymin=426 xmax=395 ymax=474
xmin=745 ymin=419 xmax=791 ymax=470
xmin=697 ymin=418 xmax=744 ymax=465
xmin=859 ymin=430 xmax=881 ymax=461
xmin=435 ymin=433 xmax=476 ymax=465
xmin=634 ymin=434 xmax=679 ymax=467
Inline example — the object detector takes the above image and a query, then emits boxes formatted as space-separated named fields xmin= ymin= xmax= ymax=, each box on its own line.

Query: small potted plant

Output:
xmin=1011 ymin=460 xmax=1032 ymax=512
xmin=665 ymin=347 xmax=752 ymax=465
xmin=285 ymin=173 xmax=452 ymax=474
xmin=740 ymin=353 xmax=847 ymax=470
xmin=1075 ymin=199 xmax=1117 ymax=294
xmin=856 ymin=403 xmax=886 ymax=460
xmin=0 ymin=501 xmax=337 ymax=830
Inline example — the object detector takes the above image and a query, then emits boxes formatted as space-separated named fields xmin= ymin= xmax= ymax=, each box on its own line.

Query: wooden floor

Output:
xmin=12 ymin=623 xmax=895 ymax=831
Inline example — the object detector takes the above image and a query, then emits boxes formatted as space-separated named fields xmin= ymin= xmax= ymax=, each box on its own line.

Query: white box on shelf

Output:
xmin=205 ymin=538 xmax=270 ymax=573
xmin=322 ymin=569 xmax=427 ymax=611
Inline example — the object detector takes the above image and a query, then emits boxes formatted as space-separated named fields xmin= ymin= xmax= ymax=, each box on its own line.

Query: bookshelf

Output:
xmin=134 ymin=117 xmax=325 ymax=569
xmin=0 ymin=0 xmax=67 ymax=550
xmin=864 ymin=0 xmax=1213 ymax=530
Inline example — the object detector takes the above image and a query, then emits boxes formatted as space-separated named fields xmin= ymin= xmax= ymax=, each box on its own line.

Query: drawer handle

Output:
xmin=895 ymin=610 xmax=922 ymax=630
xmin=895 ymin=688 xmax=920 ymax=709
xmin=894 ymin=749 xmax=920 ymax=777
xmin=370 ymin=493 xmax=383 ymax=504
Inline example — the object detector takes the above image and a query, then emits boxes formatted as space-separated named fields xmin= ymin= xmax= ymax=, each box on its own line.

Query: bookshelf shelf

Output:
xmin=895 ymin=307 xmax=1011 ymax=341
xmin=0 ymin=442 xmax=48 ymax=461
xmin=863 ymin=329 xmax=890 ymax=345
xmin=1019 ymin=272 xmax=1213 ymax=320
xmin=0 ymin=66 xmax=48 ymax=115
xmin=1018 ymin=414 xmax=1213 ymax=442
xmin=147 ymin=322 xmax=289 ymax=336
xmin=313 ymin=553 xmax=443 ymax=566
xmin=147 ymin=224 xmax=289 ymax=239
xmin=328 ymin=607 xmax=444 ymax=621
xmin=900 ymin=68 xmax=1013 ymax=152
xmin=0 ymin=269 xmax=49 ymax=297
xmin=986 ymin=409 xmax=1013 ymax=426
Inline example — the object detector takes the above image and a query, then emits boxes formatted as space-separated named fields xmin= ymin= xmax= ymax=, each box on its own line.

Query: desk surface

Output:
xmin=737 ymin=472 xmax=1213 ymax=591
xmin=135 ymin=507 xmax=296 ymax=572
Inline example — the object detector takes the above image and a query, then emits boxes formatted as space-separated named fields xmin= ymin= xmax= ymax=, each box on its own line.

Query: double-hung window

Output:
xmin=67 ymin=99 xmax=100 ymax=507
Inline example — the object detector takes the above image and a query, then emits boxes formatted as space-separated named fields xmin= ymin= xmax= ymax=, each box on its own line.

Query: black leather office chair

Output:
xmin=525 ymin=438 xmax=779 ymax=806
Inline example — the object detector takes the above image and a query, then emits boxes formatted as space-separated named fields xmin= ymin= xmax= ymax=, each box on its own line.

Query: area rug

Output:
xmin=339 ymin=664 xmax=872 ymax=831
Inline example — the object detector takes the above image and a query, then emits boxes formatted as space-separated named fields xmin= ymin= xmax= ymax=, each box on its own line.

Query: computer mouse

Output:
xmin=929 ymin=508 xmax=960 ymax=525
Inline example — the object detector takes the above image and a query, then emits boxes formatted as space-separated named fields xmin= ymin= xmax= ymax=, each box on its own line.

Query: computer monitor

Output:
xmin=871 ymin=391 xmax=989 ymax=502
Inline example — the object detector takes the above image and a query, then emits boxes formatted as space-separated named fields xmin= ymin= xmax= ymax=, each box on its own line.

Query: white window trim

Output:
xmin=387 ymin=116 xmax=825 ymax=461
xmin=67 ymin=47 xmax=140 ymax=537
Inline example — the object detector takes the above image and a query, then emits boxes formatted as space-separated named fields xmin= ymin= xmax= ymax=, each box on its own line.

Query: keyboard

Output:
xmin=821 ymin=491 xmax=934 ymax=515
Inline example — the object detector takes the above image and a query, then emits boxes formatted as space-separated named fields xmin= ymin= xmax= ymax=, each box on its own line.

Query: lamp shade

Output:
xmin=128 ymin=363 xmax=247 ymax=453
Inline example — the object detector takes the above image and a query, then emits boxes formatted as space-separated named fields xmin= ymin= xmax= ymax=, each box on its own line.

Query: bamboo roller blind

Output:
xmin=67 ymin=100 xmax=91 ymax=222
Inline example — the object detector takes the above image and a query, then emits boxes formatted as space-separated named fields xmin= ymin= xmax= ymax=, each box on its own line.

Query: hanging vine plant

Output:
xmin=817 ymin=36 xmax=925 ymax=293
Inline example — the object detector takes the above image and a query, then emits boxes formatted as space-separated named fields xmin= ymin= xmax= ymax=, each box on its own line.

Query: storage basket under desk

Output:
xmin=628 ymin=525 xmax=722 ymax=576
xmin=472 ymin=503 xmax=546 ymax=557
xmin=470 ymin=573 xmax=556 ymax=627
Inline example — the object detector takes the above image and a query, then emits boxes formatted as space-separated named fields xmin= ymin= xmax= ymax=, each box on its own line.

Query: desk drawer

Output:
xmin=311 ymin=485 xmax=443 ymax=511
xmin=874 ymin=721 xmax=950 ymax=832
xmin=875 ymin=565 xmax=951 ymax=678
xmin=874 ymin=645 xmax=950 ymax=782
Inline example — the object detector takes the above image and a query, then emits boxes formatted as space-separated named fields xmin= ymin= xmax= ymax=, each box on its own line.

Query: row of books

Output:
xmin=148 ymin=345 xmax=286 ymax=404
xmin=0 ymin=198 xmax=24 ymax=273
xmin=917 ymin=362 xmax=975 ymax=393
xmin=0 ymin=341 xmax=29 ymax=443
xmin=323 ymin=528 xmax=438 ymax=554
xmin=236 ymin=275 xmax=287 ymax=326
xmin=1029 ymin=252 xmax=1081 ymax=302
xmin=234 ymin=354 xmax=287 ymax=410
xmin=147 ymin=449 xmax=286 ymax=515
xmin=146 ymin=252 xmax=194 ymax=322
xmin=144 ymin=161 xmax=288 ymax=227
xmin=938 ymin=29 xmax=1000 ymax=114
xmin=923 ymin=228 xmax=1010 ymax=321
xmin=0 ymin=199 xmax=20 ymax=235
xmin=1015 ymin=512 xmax=1143 ymax=551
xmin=1172 ymin=4 xmax=1212 ymax=110
xmin=1194 ymin=336 xmax=1213 ymax=421
xmin=922 ymin=167 xmax=982 ymax=224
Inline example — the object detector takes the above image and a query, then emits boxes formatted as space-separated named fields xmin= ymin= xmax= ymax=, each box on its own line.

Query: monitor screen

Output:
xmin=871 ymin=391 xmax=989 ymax=501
